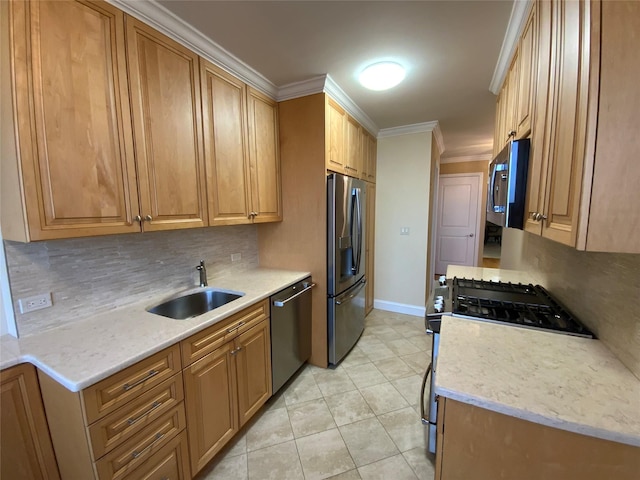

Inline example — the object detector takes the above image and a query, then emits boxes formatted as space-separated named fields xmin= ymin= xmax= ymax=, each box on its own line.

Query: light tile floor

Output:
xmin=195 ymin=309 xmax=436 ymax=480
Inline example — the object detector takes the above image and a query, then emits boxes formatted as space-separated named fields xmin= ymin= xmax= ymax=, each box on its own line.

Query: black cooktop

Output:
xmin=451 ymin=277 xmax=594 ymax=338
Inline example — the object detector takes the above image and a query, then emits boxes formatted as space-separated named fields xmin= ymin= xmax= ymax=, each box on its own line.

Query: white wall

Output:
xmin=374 ymin=132 xmax=432 ymax=316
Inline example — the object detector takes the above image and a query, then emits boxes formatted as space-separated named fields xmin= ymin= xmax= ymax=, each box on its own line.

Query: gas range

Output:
xmin=425 ymin=277 xmax=594 ymax=338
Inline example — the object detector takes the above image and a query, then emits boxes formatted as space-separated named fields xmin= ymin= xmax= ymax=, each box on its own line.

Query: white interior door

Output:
xmin=435 ymin=173 xmax=482 ymax=274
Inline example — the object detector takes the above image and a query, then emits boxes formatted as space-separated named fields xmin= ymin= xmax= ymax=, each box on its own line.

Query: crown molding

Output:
xmin=323 ymin=75 xmax=379 ymax=136
xmin=277 ymin=75 xmax=327 ymax=102
xmin=107 ymin=0 xmax=278 ymax=98
xmin=377 ymin=121 xmax=438 ymax=138
xmin=489 ymin=0 xmax=533 ymax=94
xmin=433 ymin=123 xmax=445 ymax=155
xmin=440 ymin=154 xmax=492 ymax=164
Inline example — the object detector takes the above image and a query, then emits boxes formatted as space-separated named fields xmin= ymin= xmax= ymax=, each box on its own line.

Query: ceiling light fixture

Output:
xmin=359 ymin=62 xmax=406 ymax=91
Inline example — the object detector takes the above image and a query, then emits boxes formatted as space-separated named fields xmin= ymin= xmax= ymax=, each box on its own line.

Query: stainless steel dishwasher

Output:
xmin=270 ymin=278 xmax=314 ymax=394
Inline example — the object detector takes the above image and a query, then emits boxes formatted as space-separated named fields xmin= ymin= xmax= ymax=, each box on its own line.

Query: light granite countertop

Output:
xmin=436 ymin=265 xmax=640 ymax=448
xmin=435 ymin=316 xmax=640 ymax=447
xmin=0 ymin=268 xmax=310 ymax=392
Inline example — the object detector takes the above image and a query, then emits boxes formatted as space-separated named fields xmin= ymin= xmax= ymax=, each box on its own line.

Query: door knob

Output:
xmin=468 ymin=233 xmax=474 ymax=237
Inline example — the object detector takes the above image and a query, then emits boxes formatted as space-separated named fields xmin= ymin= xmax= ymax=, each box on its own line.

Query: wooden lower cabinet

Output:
xmin=38 ymin=346 xmax=190 ymax=480
xmin=183 ymin=319 xmax=272 ymax=475
xmin=235 ymin=319 xmax=272 ymax=427
xmin=121 ymin=431 xmax=190 ymax=480
xmin=435 ymin=397 xmax=640 ymax=480
xmin=183 ymin=342 xmax=238 ymax=474
xmin=0 ymin=364 xmax=60 ymax=480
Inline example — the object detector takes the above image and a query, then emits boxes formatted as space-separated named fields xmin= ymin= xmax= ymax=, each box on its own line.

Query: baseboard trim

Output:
xmin=373 ymin=300 xmax=425 ymax=318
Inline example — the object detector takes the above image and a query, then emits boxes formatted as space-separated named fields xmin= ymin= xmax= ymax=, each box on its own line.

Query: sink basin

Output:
xmin=147 ymin=288 xmax=244 ymax=320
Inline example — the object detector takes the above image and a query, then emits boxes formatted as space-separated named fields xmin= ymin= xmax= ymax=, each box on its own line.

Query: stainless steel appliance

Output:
xmin=421 ymin=277 xmax=594 ymax=454
xmin=327 ymin=173 xmax=366 ymax=366
xmin=270 ymin=278 xmax=314 ymax=394
xmin=487 ymin=138 xmax=530 ymax=229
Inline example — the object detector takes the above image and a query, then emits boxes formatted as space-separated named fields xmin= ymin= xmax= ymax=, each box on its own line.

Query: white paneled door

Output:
xmin=435 ymin=174 xmax=482 ymax=274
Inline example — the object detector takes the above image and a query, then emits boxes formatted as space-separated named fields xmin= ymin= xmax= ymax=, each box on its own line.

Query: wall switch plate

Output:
xmin=18 ymin=293 xmax=52 ymax=314
xmin=400 ymin=227 xmax=410 ymax=235
xmin=231 ymin=253 xmax=241 ymax=262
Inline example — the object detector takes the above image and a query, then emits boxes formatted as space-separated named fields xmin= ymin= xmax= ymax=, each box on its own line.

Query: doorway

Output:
xmin=434 ymin=173 xmax=483 ymax=275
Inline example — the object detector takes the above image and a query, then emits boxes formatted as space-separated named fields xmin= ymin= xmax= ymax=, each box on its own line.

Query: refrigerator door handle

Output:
xmin=353 ymin=187 xmax=363 ymax=276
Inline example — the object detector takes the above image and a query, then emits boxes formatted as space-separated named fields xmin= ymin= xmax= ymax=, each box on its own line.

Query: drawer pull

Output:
xmin=127 ymin=401 xmax=162 ymax=426
xmin=226 ymin=321 xmax=246 ymax=333
xmin=123 ymin=370 xmax=159 ymax=391
xmin=230 ymin=346 xmax=243 ymax=355
xmin=131 ymin=432 xmax=164 ymax=459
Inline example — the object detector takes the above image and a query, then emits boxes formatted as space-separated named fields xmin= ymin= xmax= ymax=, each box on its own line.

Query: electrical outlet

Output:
xmin=400 ymin=227 xmax=410 ymax=235
xmin=231 ymin=253 xmax=241 ymax=262
xmin=18 ymin=293 xmax=52 ymax=314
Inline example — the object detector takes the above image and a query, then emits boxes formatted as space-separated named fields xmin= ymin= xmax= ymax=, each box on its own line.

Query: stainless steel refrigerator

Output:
xmin=327 ymin=173 xmax=366 ymax=366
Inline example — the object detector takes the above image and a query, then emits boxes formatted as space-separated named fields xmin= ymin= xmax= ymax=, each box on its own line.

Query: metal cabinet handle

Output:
xmin=131 ymin=432 xmax=164 ymax=459
xmin=272 ymin=283 xmax=316 ymax=307
xmin=230 ymin=346 xmax=243 ymax=355
xmin=134 ymin=215 xmax=142 ymax=223
xmin=123 ymin=370 xmax=159 ymax=391
xmin=127 ymin=400 xmax=162 ymax=426
xmin=420 ymin=362 xmax=432 ymax=426
xmin=226 ymin=321 xmax=246 ymax=333
xmin=144 ymin=215 xmax=153 ymax=222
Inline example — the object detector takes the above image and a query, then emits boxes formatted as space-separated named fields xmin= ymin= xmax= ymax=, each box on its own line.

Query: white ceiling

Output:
xmin=156 ymin=0 xmax=514 ymax=159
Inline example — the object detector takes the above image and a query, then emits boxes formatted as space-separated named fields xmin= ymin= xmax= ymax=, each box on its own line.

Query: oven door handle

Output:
xmin=420 ymin=362 xmax=433 ymax=425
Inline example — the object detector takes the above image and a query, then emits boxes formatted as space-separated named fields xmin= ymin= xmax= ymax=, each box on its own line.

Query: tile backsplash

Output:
xmin=501 ymin=228 xmax=640 ymax=380
xmin=5 ymin=226 xmax=259 ymax=337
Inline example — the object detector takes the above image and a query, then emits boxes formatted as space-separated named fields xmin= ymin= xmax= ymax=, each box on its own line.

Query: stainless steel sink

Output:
xmin=147 ymin=288 xmax=244 ymax=320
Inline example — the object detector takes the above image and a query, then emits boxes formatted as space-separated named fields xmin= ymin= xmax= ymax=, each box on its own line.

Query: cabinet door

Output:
xmin=326 ymin=97 xmax=346 ymax=173
xmin=121 ymin=431 xmax=190 ymax=480
xmin=1 ymin=364 xmax=60 ymax=480
xmin=247 ymin=88 xmax=282 ymax=223
xmin=126 ymin=17 xmax=208 ymax=231
xmin=365 ymin=182 xmax=376 ymax=315
xmin=345 ymin=116 xmax=361 ymax=176
xmin=10 ymin=0 xmax=140 ymax=240
xmin=234 ymin=320 xmax=272 ymax=427
xmin=201 ymin=60 xmax=252 ymax=225
xmin=524 ymin=0 xmax=553 ymax=235
xmin=183 ymin=342 xmax=237 ymax=475
xmin=516 ymin=6 xmax=536 ymax=138
xmin=541 ymin=0 xmax=590 ymax=246
xmin=368 ymin=135 xmax=377 ymax=183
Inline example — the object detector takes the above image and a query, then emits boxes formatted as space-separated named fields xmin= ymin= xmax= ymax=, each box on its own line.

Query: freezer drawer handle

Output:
xmin=272 ymin=283 xmax=316 ymax=307
xmin=335 ymin=279 xmax=366 ymax=305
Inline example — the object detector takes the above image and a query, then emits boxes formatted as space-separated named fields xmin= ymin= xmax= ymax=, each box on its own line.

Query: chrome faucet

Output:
xmin=196 ymin=260 xmax=207 ymax=287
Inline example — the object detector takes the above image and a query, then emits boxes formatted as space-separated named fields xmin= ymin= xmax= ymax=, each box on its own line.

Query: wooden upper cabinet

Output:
xmin=247 ymin=88 xmax=282 ymax=223
xmin=8 ymin=0 xmax=140 ymax=241
xmin=538 ymin=0 xmax=590 ymax=246
xmin=125 ymin=17 xmax=208 ymax=231
xmin=200 ymin=60 xmax=252 ymax=225
xmin=1 ymin=364 xmax=60 ymax=480
xmin=326 ymin=97 xmax=346 ymax=174
xmin=345 ymin=115 xmax=362 ymax=175
xmin=516 ymin=6 xmax=537 ymax=138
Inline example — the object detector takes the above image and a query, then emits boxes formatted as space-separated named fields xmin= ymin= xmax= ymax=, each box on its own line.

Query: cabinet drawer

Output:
xmin=83 ymin=345 xmax=182 ymax=424
xmin=95 ymin=403 xmax=186 ymax=480
xmin=88 ymin=373 xmax=184 ymax=459
xmin=121 ymin=431 xmax=190 ymax=480
xmin=181 ymin=299 xmax=269 ymax=366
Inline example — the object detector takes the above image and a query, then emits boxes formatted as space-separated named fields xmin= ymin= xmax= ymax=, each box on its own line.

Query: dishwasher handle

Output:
xmin=272 ymin=283 xmax=316 ymax=307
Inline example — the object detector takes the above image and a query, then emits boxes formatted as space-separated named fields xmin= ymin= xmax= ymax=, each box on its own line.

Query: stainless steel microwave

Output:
xmin=486 ymin=138 xmax=530 ymax=229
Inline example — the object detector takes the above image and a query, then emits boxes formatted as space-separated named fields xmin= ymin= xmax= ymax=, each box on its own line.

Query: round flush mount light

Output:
xmin=358 ymin=62 xmax=406 ymax=91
